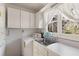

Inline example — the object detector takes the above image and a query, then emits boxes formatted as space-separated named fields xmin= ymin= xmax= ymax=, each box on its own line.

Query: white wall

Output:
xmin=0 ymin=4 xmax=6 ymax=40
xmin=0 ymin=4 xmax=6 ymax=56
xmin=6 ymin=28 xmax=42 ymax=56
xmin=43 ymin=3 xmax=79 ymax=49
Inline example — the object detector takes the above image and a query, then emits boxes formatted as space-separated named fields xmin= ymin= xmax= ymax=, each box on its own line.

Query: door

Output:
xmin=7 ymin=7 xmax=20 ymax=28
xmin=21 ymin=10 xmax=30 ymax=28
xmin=35 ymin=13 xmax=43 ymax=28
xmin=38 ymin=44 xmax=47 ymax=56
xmin=33 ymin=41 xmax=39 ymax=56
xmin=30 ymin=13 xmax=35 ymax=28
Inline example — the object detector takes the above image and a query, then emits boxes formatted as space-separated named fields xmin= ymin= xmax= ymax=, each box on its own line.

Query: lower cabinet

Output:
xmin=22 ymin=39 xmax=33 ymax=56
xmin=33 ymin=41 xmax=47 ymax=56
xmin=22 ymin=39 xmax=59 ymax=56
xmin=47 ymin=49 xmax=60 ymax=56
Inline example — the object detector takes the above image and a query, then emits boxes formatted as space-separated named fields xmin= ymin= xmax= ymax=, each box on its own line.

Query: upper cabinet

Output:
xmin=30 ymin=13 xmax=35 ymax=28
xmin=35 ymin=13 xmax=44 ymax=28
xmin=7 ymin=7 xmax=36 ymax=28
xmin=21 ymin=10 xmax=30 ymax=28
xmin=7 ymin=7 xmax=21 ymax=28
xmin=21 ymin=10 xmax=35 ymax=28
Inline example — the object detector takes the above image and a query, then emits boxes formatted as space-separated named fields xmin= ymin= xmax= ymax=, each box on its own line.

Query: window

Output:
xmin=62 ymin=19 xmax=79 ymax=34
xmin=48 ymin=15 xmax=58 ymax=33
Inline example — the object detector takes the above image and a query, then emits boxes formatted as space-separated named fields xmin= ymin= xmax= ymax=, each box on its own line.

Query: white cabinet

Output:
xmin=35 ymin=13 xmax=39 ymax=28
xmin=21 ymin=10 xmax=30 ymax=28
xmin=21 ymin=11 xmax=35 ymax=28
xmin=30 ymin=13 xmax=35 ymax=28
xmin=22 ymin=39 xmax=33 ymax=56
xmin=47 ymin=49 xmax=60 ymax=56
xmin=35 ymin=13 xmax=44 ymax=28
xmin=33 ymin=41 xmax=39 ymax=56
xmin=33 ymin=41 xmax=47 ymax=56
xmin=7 ymin=7 xmax=36 ymax=28
xmin=7 ymin=7 xmax=20 ymax=28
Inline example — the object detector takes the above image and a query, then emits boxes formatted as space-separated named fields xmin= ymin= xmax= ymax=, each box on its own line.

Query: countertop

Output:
xmin=22 ymin=37 xmax=34 ymax=45
xmin=47 ymin=43 xmax=79 ymax=56
xmin=23 ymin=37 xmax=79 ymax=56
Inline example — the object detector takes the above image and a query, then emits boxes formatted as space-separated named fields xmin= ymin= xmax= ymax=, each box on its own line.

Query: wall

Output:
xmin=0 ymin=4 xmax=6 ymax=56
xmin=22 ymin=28 xmax=42 ymax=37
xmin=43 ymin=3 xmax=79 ymax=49
xmin=48 ymin=31 xmax=79 ymax=50
xmin=0 ymin=4 xmax=6 ymax=40
xmin=6 ymin=28 xmax=41 ymax=56
xmin=58 ymin=38 xmax=79 ymax=49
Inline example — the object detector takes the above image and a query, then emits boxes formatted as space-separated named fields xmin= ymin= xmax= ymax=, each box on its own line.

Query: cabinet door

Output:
xmin=30 ymin=13 xmax=35 ymax=28
xmin=35 ymin=13 xmax=43 ymax=28
xmin=35 ymin=13 xmax=39 ymax=28
xmin=33 ymin=41 xmax=39 ymax=56
xmin=22 ymin=40 xmax=33 ymax=56
xmin=47 ymin=49 xmax=60 ymax=56
xmin=38 ymin=45 xmax=47 ymax=56
xmin=21 ymin=10 xmax=30 ymax=28
xmin=33 ymin=41 xmax=47 ymax=56
xmin=7 ymin=7 xmax=20 ymax=28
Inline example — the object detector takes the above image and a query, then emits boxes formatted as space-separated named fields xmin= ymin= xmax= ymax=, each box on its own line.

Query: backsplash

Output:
xmin=58 ymin=38 xmax=79 ymax=49
xmin=6 ymin=28 xmax=42 ymax=44
xmin=21 ymin=28 xmax=42 ymax=37
xmin=51 ymin=33 xmax=79 ymax=49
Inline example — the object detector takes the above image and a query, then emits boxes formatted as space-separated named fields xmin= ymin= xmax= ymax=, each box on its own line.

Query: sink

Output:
xmin=35 ymin=37 xmax=57 ymax=46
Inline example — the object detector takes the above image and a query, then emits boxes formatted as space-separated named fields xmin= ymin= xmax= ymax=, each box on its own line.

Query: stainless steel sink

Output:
xmin=35 ymin=37 xmax=57 ymax=46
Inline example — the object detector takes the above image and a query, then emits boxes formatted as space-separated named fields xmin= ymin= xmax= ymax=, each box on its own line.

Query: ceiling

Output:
xmin=13 ymin=3 xmax=47 ymax=13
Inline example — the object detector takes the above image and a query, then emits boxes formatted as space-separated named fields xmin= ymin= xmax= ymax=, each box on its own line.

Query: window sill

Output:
xmin=53 ymin=33 xmax=79 ymax=42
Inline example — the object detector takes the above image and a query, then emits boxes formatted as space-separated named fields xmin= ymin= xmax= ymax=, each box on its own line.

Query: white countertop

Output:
xmin=47 ymin=43 xmax=79 ymax=56
xmin=22 ymin=37 xmax=34 ymax=45
xmin=23 ymin=37 xmax=79 ymax=56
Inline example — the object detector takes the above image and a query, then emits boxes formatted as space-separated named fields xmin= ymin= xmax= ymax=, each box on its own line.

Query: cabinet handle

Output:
xmin=24 ymin=42 xmax=25 ymax=48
